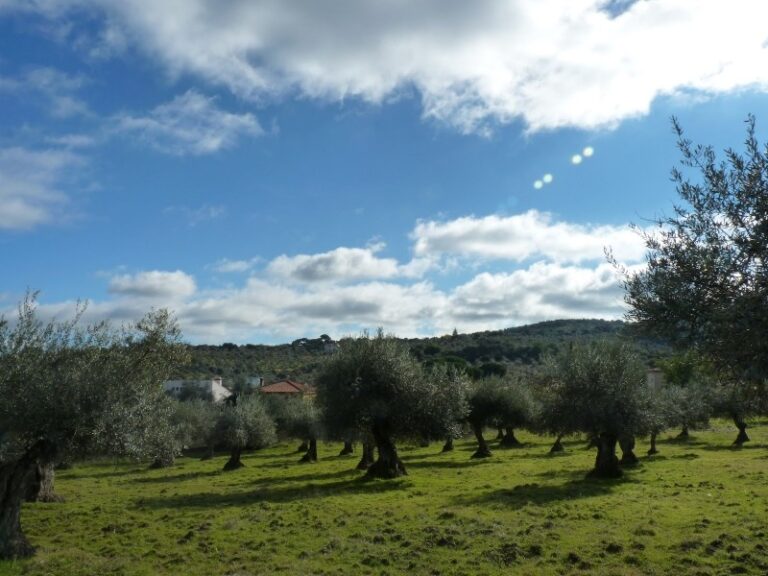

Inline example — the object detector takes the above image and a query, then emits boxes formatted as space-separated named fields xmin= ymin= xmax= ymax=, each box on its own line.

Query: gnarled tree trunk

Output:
xmin=647 ymin=432 xmax=659 ymax=455
xmin=297 ymin=440 xmax=309 ymax=453
xmin=495 ymin=427 xmax=504 ymax=440
xmin=149 ymin=454 xmax=175 ymax=470
xmin=0 ymin=440 xmax=56 ymax=559
xmin=223 ymin=447 xmax=244 ymax=471
xmin=25 ymin=461 xmax=64 ymax=503
xmin=441 ymin=437 xmax=454 ymax=452
xmin=588 ymin=433 xmax=622 ymax=478
xmin=356 ymin=443 xmax=375 ymax=470
xmin=549 ymin=433 xmax=564 ymax=454
xmin=471 ymin=423 xmax=492 ymax=459
xmin=733 ymin=418 xmax=750 ymax=446
xmin=200 ymin=442 xmax=215 ymax=461
xmin=500 ymin=427 xmax=522 ymax=448
xmin=619 ymin=435 xmax=639 ymax=466
xmin=676 ymin=425 xmax=689 ymax=440
xmin=338 ymin=441 xmax=354 ymax=456
xmin=299 ymin=438 xmax=318 ymax=463
xmin=367 ymin=424 xmax=407 ymax=478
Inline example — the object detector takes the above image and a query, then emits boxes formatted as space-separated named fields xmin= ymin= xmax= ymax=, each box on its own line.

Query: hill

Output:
xmin=177 ymin=319 xmax=667 ymax=384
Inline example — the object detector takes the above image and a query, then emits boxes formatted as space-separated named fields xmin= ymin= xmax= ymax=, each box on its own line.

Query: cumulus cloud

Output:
xmin=0 ymin=147 xmax=81 ymax=230
xmin=449 ymin=262 xmax=625 ymax=326
xmin=412 ymin=209 xmax=645 ymax=264
xmin=20 ymin=259 xmax=627 ymax=342
xmin=8 ymin=1 xmax=768 ymax=133
xmin=113 ymin=91 xmax=262 ymax=155
xmin=267 ymin=243 xmax=431 ymax=283
xmin=108 ymin=270 xmax=196 ymax=299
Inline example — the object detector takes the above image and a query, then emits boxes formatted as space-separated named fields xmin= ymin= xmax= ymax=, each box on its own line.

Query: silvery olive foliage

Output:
xmin=620 ymin=116 xmax=768 ymax=386
xmin=539 ymin=341 xmax=655 ymax=440
xmin=316 ymin=330 xmax=468 ymax=445
xmin=0 ymin=293 xmax=189 ymax=463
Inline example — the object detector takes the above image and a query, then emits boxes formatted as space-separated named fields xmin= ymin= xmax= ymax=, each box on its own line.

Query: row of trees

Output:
xmin=151 ymin=333 xmax=762 ymax=482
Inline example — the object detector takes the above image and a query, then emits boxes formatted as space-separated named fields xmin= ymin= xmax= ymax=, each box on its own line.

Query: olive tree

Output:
xmin=215 ymin=395 xmax=276 ymax=471
xmin=316 ymin=331 xmax=467 ymax=478
xmin=466 ymin=376 xmax=535 ymax=458
xmin=0 ymin=296 xmax=188 ymax=559
xmin=540 ymin=341 xmax=654 ymax=478
xmin=619 ymin=116 xmax=768 ymax=409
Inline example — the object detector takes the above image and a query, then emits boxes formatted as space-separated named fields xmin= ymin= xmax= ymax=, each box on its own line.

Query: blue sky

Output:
xmin=2 ymin=0 xmax=768 ymax=343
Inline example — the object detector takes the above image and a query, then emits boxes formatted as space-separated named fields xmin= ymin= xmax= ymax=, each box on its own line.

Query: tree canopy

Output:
xmin=0 ymin=296 xmax=188 ymax=558
xmin=316 ymin=331 xmax=467 ymax=478
xmin=621 ymin=116 xmax=768 ymax=384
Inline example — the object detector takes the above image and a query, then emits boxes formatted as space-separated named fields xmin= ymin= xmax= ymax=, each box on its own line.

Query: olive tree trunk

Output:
xmin=441 ymin=437 xmax=454 ymax=452
xmin=200 ymin=442 xmax=215 ymax=461
xmin=367 ymin=424 xmax=407 ymax=478
xmin=471 ymin=423 xmax=492 ymax=459
xmin=299 ymin=438 xmax=318 ymax=463
xmin=297 ymin=440 xmax=309 ymax=453
xmin=338 ymin=441 xmax=354 ymax=456
xmin=25 ymin=461 xmax=64 ymax=503
xmin=619 ymin=435 xmax=639 ymax=466
xmin=588 ymin=433 xmax=622 ymax=478
xmin=149 ymin=455 xmax=175 ymax=470
xmin=223 ymin=447 xmax=244 ymax=471
xmin=733 ymin=418 xmax=750 ymax=446
xmin=676 ymin=425 xmax=690 ymax=440
xmin=0 ymin=441 xmax=56 ymax=559
xmin=549 ymin=434 xmax=565 ymax=454
xmin=500 ymin=427 xmax=522 ymax=448
xmin=647 ymin=432 xmax=659 ymax=455
xmin=495 ymin=427 xmax=504 ymax=440
xmin=356 ymin=443 xmax=375 ymax=470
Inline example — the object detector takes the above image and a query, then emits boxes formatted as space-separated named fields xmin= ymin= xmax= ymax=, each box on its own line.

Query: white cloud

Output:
xmin=0 ymin=67 xmax=90 ymax=118
xmin=10 ymin=1 xmax=768 ymax=133
xmin=108 ymin=270 xmax=196 ymax=299
xmin=211 ymin=257 xmax=261 ymax=274
xmin=267 ymin=243 xmax=430 ymax=283
xmin=17 ymin=257 xmax=629 ymax=343
xmin=412 ymin=209 xmax=645 ymax=264
xmin=0 ymin=147 xmax=81 ymax=230
xmin=449 ymin=262 xmax=625 ymax=328
xmin=113 ymin=91 xmax=262 ymax=155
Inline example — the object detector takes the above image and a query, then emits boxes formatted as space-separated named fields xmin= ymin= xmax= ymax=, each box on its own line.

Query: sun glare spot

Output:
xmin=543 ymin=173 xmax=553 ymax=184
xmin=571 ymin=154 xmax=583 ymax=165
xmin=583 ymin=146 xmax=594 ymax=157
xmin=534 ymin=180 xmax=543 ymax=189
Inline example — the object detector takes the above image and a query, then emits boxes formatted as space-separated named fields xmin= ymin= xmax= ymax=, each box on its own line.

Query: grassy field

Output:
xmin=4 ymin=421 xmax=767 ymax=576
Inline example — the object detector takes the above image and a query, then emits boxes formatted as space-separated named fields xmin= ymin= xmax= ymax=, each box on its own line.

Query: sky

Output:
xmin=2 ymin=0 xmax=768 ymax=344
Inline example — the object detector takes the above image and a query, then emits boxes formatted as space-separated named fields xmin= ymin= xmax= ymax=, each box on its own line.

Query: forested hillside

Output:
xmin=177 ymin=319 xmax=667 ymax=383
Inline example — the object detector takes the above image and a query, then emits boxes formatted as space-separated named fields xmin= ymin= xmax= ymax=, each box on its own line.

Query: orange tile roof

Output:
xmin=259 ymin=379 xmax=315 ymax=394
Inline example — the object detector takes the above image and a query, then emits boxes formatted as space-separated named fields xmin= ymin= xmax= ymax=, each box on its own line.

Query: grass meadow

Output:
xmin=4 ymin=421 xmax=767 ymax=576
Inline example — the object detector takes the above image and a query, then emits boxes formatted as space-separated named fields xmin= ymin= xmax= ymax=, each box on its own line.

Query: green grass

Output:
xmin=4 ymin=421 xmax=768 ymax=576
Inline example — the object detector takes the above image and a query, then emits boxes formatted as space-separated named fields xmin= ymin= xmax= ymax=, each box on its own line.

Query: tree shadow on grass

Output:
xmin=129 ymin=470 xmax=223 ymax=484
xmin=696 ymin=443 xmax=764 ymax=452
xmin=455 ymin=477 xmax=627 ymax=508
xmin=403 ymin=459 xmax=492 ymax=470
xmin=249 ymin=467 xmax=362 ymax=486
xmin=135 ymin=475 xmax=411 ymax=509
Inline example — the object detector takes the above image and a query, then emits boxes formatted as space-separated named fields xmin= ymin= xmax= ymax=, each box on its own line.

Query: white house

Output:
xmin=163 ymin=376 xmax=232 ymax=402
